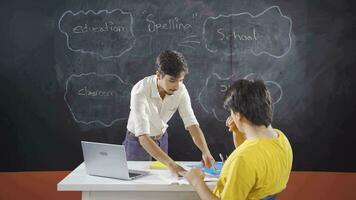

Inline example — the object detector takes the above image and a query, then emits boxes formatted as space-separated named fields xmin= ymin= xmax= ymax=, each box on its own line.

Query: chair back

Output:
xmin=261 ymin=194 xmax=277 ymax=200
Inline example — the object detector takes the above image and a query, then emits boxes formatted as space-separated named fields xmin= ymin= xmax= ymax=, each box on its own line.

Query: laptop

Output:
xmin=81 ymin=141 xmax=149 ymax=180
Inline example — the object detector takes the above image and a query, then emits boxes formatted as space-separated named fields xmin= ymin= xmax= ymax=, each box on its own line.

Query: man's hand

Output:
xmin=181 ymin=168 xmax=205 ymax=187
xmin=202 ymin=152 xmax=215 ymax=168
xmin=187 ymin=125 xmax=215 ymax=168
xmin=138 ymin=135 xmax=185 ymax=176
xmin=168 ymin=162 xmax=186 ymax=177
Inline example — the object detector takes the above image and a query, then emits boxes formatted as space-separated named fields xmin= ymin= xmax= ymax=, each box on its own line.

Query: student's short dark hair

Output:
xmin=156 ymin=50 xmax=188 ymax=77
xmin=224 ymin=79 xmax=273 ymax=127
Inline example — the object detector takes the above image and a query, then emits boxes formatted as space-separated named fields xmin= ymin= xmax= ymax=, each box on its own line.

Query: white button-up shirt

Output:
xmin=127 ymin=75 xmax=199 ymax=137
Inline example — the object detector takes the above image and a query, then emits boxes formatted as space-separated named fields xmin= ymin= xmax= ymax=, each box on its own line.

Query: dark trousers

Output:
xmin=122 ymin=130 xmax=168 ymax=161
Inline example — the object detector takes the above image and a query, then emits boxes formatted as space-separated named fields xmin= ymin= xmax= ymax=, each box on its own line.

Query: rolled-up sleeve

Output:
xmin=131 ymin=92 xmax=150 ymax=136
xmin=178 ymin=88 xmax=199 ymax=129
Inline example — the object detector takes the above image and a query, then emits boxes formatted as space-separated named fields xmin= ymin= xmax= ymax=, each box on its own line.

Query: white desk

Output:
xmin=58 ymin=161 xmax=217 ymax=200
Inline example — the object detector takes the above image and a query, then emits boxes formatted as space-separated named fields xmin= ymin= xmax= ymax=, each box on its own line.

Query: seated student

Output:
xmin=181 ymin=79 xmax=293 ymax=200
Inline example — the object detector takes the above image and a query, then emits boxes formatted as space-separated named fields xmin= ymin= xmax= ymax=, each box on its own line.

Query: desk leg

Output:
xmin=82 ymin=192 xmax=90 ymax=200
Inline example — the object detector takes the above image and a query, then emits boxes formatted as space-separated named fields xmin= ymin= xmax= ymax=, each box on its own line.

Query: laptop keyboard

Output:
xmin=129 ymin=172 xmax=141 ymax=177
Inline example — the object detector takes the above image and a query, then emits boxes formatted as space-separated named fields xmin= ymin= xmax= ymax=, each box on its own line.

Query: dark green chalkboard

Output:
xmin=1 ymin=0 xmax=356 ymax=172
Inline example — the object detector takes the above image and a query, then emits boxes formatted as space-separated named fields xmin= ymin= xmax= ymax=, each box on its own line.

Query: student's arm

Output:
xmin=226 ymin=116 xmax=246 ymax=147
xmin=194 ymin=181 xmax=220 ymax=200
xmin=138 ymin=135 xmax=186 ymax=176
xmin=184 ymin=157 xmax=255 ymax=200
xmin=187 ymin=125 xmax=215 ymax=168
xmin=232 ymin=130 xmax=246 ymax=147
xmin=182 ymin=168 xmax=220 ymax=200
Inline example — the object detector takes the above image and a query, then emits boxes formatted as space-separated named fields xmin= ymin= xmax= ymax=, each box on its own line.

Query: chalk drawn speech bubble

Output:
xmin=59 ymin=9 xmax=136 ymax=58
xmin=64 ymin=72 xmax=132 ymax=127
xmin=203 ymin=6 xmax=292 ymax=58
xmin=198 ymin=73 xmax=283 ymax=122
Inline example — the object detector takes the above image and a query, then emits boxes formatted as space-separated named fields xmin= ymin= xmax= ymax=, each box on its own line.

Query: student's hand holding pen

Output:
xmin=179 ymin=168 xmax=205 ymax=187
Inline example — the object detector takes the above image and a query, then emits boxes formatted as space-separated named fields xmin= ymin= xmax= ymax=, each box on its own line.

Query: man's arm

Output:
xmin=187 ymin=125 xmax=215 ymax=168
xmin=130 ymin=90 xmax=185 ymax=175
xmin=187 ymin=125 xmax=210 ymax=154
xmin=178 ymin=88 xmax=215 ymax=167
xmin=138 ymin=135 xmax=185 ymax=175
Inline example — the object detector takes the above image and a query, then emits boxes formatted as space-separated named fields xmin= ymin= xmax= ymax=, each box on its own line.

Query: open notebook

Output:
xmin=158 ymin=174 xmax=219 ymax=185
xmin=156 ymin=162 xmax=223 ymax=185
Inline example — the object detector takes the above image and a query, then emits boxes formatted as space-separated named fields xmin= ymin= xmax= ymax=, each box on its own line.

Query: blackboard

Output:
xmin=1 ymin=0 xmax=356 ymax=172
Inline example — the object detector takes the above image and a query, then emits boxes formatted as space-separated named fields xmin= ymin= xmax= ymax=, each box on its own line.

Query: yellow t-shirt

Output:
xmin=213 ymin=129 xmax=293 ymax=200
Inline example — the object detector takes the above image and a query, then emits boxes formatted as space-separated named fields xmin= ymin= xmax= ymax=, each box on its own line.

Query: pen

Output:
xmin=213 ymin=164 xmax=218 ymax=171
xmin=219 ymin=153 xmax=225 ymax=164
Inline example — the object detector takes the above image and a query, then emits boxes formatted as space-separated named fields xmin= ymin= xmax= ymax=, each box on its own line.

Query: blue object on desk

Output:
xmin=187 ymin=162 xmax=223 ymax=176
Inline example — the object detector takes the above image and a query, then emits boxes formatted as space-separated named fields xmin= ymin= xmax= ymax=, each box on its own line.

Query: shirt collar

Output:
xmin=151 ymin=76 xmax=161 ymax=99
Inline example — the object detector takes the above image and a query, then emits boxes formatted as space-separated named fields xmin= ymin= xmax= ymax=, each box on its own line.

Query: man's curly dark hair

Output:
xmin=156 ymin=50 xmax=188 ymax=77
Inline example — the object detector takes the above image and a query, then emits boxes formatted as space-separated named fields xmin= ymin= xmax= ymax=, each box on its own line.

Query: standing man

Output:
xmin=123 ymin=50 xmax=215 ymax=176
xmin=182 ymin=79 xmax=293 ymax=200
